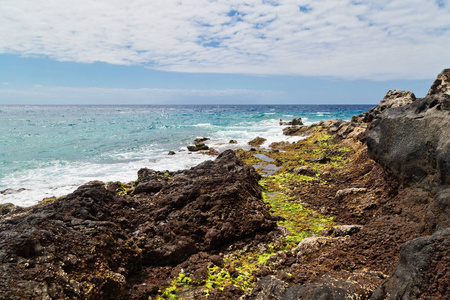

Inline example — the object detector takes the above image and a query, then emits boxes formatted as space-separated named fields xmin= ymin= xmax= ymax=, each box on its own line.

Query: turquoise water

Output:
xmin=0 ymin=105 xmax=372 ymax=206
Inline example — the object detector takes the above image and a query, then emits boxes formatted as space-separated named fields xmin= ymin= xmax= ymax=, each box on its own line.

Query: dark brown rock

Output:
xmin=0 ymin=150 xmax=276 ymax=299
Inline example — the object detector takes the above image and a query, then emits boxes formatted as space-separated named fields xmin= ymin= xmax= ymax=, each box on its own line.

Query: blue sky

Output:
xmin=0 ymin=0 xmax=449 ymax=105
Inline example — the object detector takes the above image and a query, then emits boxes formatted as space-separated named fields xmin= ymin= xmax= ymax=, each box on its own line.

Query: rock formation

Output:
xmin=352 ymin=90 xmax=416 ymax=123
xmin=0 ymin=150 xmax=277 ymax=299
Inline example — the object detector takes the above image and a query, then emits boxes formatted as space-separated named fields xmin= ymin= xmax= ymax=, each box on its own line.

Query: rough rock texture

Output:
xmin=427 ymin=68 xmax=450 ymax=96
xmin=280 ymin=117 xmax=303 ymax=126
xmin=371 ymin=228 xmax=450 ymax=300
xmin=366 ymin=91 xmax=450 ymax=189
xmin=353 ymin=90 xmax=416 ymax=123
xmin=0 ymin=150 xmax=277 ymax=299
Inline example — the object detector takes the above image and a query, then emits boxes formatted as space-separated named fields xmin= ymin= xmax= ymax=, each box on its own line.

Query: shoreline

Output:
xmin=0 ymin=70 xmax=449 ymax=299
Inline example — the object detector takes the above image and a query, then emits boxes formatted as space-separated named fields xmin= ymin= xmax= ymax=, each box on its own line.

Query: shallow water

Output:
xmin=0 ymin=104 xmax=372 ymax=206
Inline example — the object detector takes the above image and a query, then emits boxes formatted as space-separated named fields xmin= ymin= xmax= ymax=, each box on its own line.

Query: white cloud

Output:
xmin=0 ymin=86 xmax=284 ymax=104
xmin=0 ymin=0 xmax=449 ymax=79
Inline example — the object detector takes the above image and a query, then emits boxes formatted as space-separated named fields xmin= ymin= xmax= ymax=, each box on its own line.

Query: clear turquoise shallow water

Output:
xmin=0 ymin=105 xmax=373 ymax=206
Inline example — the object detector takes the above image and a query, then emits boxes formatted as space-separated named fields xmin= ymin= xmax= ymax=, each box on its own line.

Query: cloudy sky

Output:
xmin=0 ymin=0 xmax=449 ymax=104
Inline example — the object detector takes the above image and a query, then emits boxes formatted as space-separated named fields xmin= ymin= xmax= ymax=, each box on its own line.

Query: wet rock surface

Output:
xmin=0 ymin=150 xmax=277 ymax=299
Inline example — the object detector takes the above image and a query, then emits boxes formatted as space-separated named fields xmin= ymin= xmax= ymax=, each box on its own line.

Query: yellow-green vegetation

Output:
xmin=155 ymin=272 xmax=192 ymax=300
xmin=115 ymin=181 xmax=131 ymax=195
xmin=261 ymin=188 xmax=334 ymax=247
xmin=156 ymin=128 xmax=345 ymax=299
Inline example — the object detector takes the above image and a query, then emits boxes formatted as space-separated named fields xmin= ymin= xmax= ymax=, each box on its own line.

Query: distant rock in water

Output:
xmin=248 ymin=136 xmax=267 ymax=147
xmin=280 ymin=117 xmax=303 ymax=126
xmin=352 ymin=90 xmax=416 ymax=123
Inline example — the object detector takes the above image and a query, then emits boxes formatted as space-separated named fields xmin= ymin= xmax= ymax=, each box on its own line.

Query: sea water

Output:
xmin=0 ymin=105 xmax=372 ymax=206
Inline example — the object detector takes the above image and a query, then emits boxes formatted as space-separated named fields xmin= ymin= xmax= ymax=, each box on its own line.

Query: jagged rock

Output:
xmin=335 ymin=188 xmax=367 ymax=200
xmin=292 ymin=166 xmax=316 ymax=177
xmin=352 ymin=90 xmax=416 ymax=123
xmin=366 ymin=95 xmax=450 ymax=188
xmin=229 ymin=139 xmax=237 ymax=144
xmin=194 ymin=137 xmax=209 ymax=144
xmin=371 ymin=228 xmax=450 ymax=300
xmin=244 ymin=276 xmax=361 ymax=300
xmin=187 ymin=143 xmax=209 ymax=151
xmin=248 ymin=137 xmax=267 ymax=147
xmin=283 ymin=277 xmax=360 ymax=300
xmin=0 ymin=150 xmax=277 ymax=299
xmin=427 ymin=68 xmax=450 ymax=96
xmin=168 ymin=151 xmax=176 ymax=155
xmin=333 ymin=225 xmax=363 ymax=237
xmin=280 ymin=117 xmax=303 ymax=126
xmin=245 ymin=276 xmax=287 ymax=300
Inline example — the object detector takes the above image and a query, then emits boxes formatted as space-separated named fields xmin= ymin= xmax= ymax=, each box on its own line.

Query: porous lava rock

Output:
xmin=427 ymin=68 xmax=450 ymax=96
xmin=371 ymin=228 xmax=450 ymax=300
xmin=0 ymin=150 xmax=277 ymax=299
xmin=352 ymin=90 xmax=416 ymax=123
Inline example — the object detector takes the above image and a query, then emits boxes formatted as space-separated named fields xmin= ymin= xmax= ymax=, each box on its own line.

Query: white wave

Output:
xmin=0 ymin=151 xmax=212 ymax=207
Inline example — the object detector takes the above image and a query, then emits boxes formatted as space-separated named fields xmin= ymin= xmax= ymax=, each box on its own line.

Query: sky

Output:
xmin=0 ymin=0 xmax=449 ymax=105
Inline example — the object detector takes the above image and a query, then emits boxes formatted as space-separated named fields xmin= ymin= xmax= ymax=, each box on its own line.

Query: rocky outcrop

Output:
xmin=366 ymin=92 xmax=450 ymax=189
xmin=371 ymin=228 xmax=450 ymax=300
xmin=353 ymin=90 xmax=416 ymax=123
xmin=427 ymin=68 xmax=450 ymax=96
xmin=0 ymin=150 xmax=277 ymax=299
xmin=364 ymin=69 xmax=450 ymax=299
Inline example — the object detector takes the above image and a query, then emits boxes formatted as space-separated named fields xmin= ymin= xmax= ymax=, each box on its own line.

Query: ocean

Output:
xmin=0 ymin=105 xmax=373 ymax=207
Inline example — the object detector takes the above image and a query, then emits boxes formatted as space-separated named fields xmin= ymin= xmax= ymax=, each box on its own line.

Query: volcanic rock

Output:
xmin=366 ymin=93 xmax=450 ymax=188
xmin=371 ymin=228 xmax=450 ymax=300
xmin=426 ymin=68 xmax=450 ymax=96
xmin=352 ymin=90 xmax=416 ymax=123
xmin=280 ymin=117 xmax=303 ymax=126
xmin=0 ymin=150 xmax=277 ymax=299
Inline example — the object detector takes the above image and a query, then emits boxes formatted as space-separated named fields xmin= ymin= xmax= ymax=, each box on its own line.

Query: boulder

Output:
xmin=280 ymin=117 xmax=303 ymax=126
xmin=371 ymin=228 xmax=450 ymax=300
xmin=292 ymin=166 xmax=316 ymax=177
xmin=366 ymin=94 xmax=450 ymax=188
xmin=248 ymin=136 xmax=267 ymax=147
xmin=194 ymin=137 xmax=210 ymax=144
xmin=187 ymin=143 xmax=209 ymax=151
xmin=333 ymin=225 xmax=363 ymax=237
xmin=335 ymin=188 xmax=367 ymax=200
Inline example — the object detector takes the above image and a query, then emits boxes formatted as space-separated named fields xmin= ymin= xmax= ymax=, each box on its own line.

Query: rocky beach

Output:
xmin=0 ymin=69 xmax=449 ymax=299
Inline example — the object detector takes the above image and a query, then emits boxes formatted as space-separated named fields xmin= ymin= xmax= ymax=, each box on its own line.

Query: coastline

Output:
xmin=0 ymin=70 xmax=449 ymax=299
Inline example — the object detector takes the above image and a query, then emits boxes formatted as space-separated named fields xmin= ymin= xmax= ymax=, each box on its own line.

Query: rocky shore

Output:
xmin=1 ymin=69 xmax=449 ymax=299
